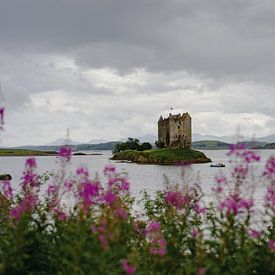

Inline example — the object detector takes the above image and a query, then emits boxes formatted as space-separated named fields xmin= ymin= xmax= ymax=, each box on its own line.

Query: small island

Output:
xmin=0 ymin=149 xmax=58 ymax=156
xmin=111 ymin=148 xmax=211 ymax=165
xmin=111 ymin=112 xmax=211 ymax=165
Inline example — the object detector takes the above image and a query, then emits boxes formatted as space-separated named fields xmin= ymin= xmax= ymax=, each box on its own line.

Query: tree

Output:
xmin=138 ymin=142 xmax=152 ymax=151
xmin=155 ymin=141 xmax=165 ymax=148
xmin=114 ymin=138 xmax=152 ymax=152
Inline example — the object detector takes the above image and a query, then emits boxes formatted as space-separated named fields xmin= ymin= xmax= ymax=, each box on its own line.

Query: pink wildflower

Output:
xmin=198 ymin=267 xmax=206 ymax=275
xmin=265 ymin=185 xmax=275 ymax=207
xmin=121 ymin=260 xmax=136 ymax=275
xmin=227 ymin=143 xmax=246 ymax=156
xmin=165 ymin=191 xmax=190 ymax=209
xmin=263 ymin=156 xmax=275 ymax=177
xmin=64 ymin=180 xmax=73 ymax=192
xmin=76 ymin=167 xmax=89 ymax=177
xmin=146 ymin=221 xmax=167 ymax=257
xmin=1 ymin=180 xmax=13 ymax=199
xmin=104 ymin=164 xmax=116 ymax=177
xmin=26 ymin=158 xmax=37 ymax=168
xmin=114 ymin=207 xmax=127 ymax=220
xmin=21 ymin=158 xmax=39 ymax=190
xmin=119 ymin=177 xmax=130 ymax=191
xmin=268 ymin=240 xmax=275 ymax=252
xmin=98 ymin=234 xmax=109 ymax=250
xmin=10 ymin=193 xmax=38 ymax=220
xmin=58 ymin=146 xmax=72 ymax=162
xmin=249 ymin=229 xmax=262 ymax=239
xmin=0 ymin=107 xmax=4 ymax=129
xmin=47 ymin=184 xmax=58 ymax=196
xmin=146 ymin=221 xmax=161 ymax=232
xmin=195 ymin=202 xmax=207 ymax=214
xmin=242 ymin=150 xmax=261 ymax=163
xmin=220 ymin=194 xmax=253 ymax=215
xmin=54 ymin=209 xmax=67 ymax=221
xmin=80 ymin=181 xmax=100 ymax=210
xmin=103 ymin=191 xmax=117 ymax=205
xmin=215 ymin=175 xmax=227 ymax=185
xmin=232 ymin=164 xmax=249 ymax=179
xmin=192 ymin=228 xmax=199 ymax=238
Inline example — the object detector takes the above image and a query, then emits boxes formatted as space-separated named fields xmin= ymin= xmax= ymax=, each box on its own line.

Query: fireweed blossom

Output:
xmin=265 ymin=185 xmax=275 ymax=208
xmin=79 ymin=180 xmax=100 ymax=211
xmin=195 ymin=202 xmax=207 ymax=215
xmin=249 ymin=229 xmax=262 ymax=239
xmin=104 ymin=164 xmax=116 ymax=177
xmin=212 ymin=174 xmax=228 ymax=193
xmin=227 ymin=143 xmax=246 ymax=156
xmin=219 ymin=194 xmax=253 ymax=215
xmin=145 ymin=221 xmax=167 ymax=257
xmin=1 ymin=180 xmax=13 ymax=199
xmin=10 ymin=158 xmax=40 ymax=220
xmin=0 ymin=107 xmax=4 ymax=129
xmin=21 ymin=158 xmax=39 ymax=190
xmin=58 ymin=146 xmax=72 ymax=162
xmin=91 ymin=219 xmax=110 ymax=250
xmin=268 ymin=240 xmax=275 ymax=252
xmin=263 ymin=156 xmax=275 ymax=178
xmin=121 ymin=260 xmax=136 ymax=275
xmin=165 ymin=190 xmax=190 ymax=209
xmin=10 ymin=193 xmax=38 ymax=220
xmin=227 ymin=144 xmax=261 ymax=182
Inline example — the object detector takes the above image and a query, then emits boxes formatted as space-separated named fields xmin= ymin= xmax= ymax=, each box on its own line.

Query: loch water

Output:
xmin=0 ymin=150 xmax=274 ymax=205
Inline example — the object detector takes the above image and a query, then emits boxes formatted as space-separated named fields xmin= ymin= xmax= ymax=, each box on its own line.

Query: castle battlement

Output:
xmin=158 ymin=112 xmax=192 ymax=149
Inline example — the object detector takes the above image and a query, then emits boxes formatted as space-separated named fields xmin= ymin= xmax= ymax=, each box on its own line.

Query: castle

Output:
xmin=158 ymin=112 xmax=192 ymax=149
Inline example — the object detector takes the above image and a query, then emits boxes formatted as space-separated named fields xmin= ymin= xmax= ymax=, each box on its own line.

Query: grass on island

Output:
xmin=113 ymin=148 xmax=208 ymax=162
xmin=144 ymin=148 xmax=207 ymax=160
xmin=0 ymin=149 xmax=58 ymax=156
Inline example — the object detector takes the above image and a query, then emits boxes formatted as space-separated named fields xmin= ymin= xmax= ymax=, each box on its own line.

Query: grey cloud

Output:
xmin=0 ymin=0 xmax=275 ymax=146
xmin=1 ymin=0 xmax=275 ymax=82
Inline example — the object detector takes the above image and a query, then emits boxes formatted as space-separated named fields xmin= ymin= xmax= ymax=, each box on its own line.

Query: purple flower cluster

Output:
xmin=220 ymin=194 xmax=253 ymax=215
xmin=10 ymin=158 xmax=40 ymax=220
xmin=212 ymin=174 xmax=228 ymax=193
xmin=1 ymin=180 xmax=13 ymax=199
xmin=269 ymin=240 xmax=275 ymax=252
xmin=91 ymin=219 xmax=111 ymax=250
xmin=165 ymin=191 xmax=190 ymax=209
xmin=21 ymin=158 xmax=39 ymax=190
xmin=58 ymin=146 xmax=72 ymax=162
xmin=0 ymin=107 xmax=4 ymax=130
xmin=263 ymin=156 xmax=275 ymax=177
xmin=121 ymin=260 xmax=136 ymax=275
xmin=265 ymin=185 xmax=275 ymax=207
xmin=80 ymin=181 xmax=100 ymax=210
xmin=145 ymin=221 xmax=167 ymax=257
xmin=10 ymin=193 xmax=38 ymax=220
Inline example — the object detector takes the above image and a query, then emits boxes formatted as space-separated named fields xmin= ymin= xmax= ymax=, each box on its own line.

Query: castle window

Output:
xmin=178 ymin=126 xmax=180 ymax=129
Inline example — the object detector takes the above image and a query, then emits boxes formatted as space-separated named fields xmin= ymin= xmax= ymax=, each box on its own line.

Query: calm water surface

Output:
xmin=0 ymin=150 xmax=274 ymax=204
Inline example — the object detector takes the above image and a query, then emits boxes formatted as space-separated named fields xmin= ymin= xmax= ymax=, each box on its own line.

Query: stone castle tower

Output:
xmin=158 ymin=112 xmax=192 ymax=149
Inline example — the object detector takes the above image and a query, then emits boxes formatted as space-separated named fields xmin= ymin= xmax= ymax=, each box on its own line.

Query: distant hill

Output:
xmin=46 ymin=138 xmax=83 ymax=146
xmin=192 ymin=140 xmax=230 ymax=150
xmin=75 ymin=142 xmax=119 ymax=151
xmin=192 ymin=133 xmax=275 ymax=143
xmin=121 ymin=134 xmax=157 ymax=143
xmin=255 ymin=134 xmax=275 ymax=143
xmin=13 ymin=141 xmax=120 ymax=151
xmin=88 ymin=139 xmax=109 ymax=144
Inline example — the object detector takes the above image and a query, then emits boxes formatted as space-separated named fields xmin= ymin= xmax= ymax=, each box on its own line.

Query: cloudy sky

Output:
xmin=0 ymin=0 xmax=275 ymax=146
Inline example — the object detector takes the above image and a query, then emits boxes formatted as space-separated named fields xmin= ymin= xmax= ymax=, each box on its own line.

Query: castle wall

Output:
xmin=158 ymin=113 xmax=192 ymax=149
